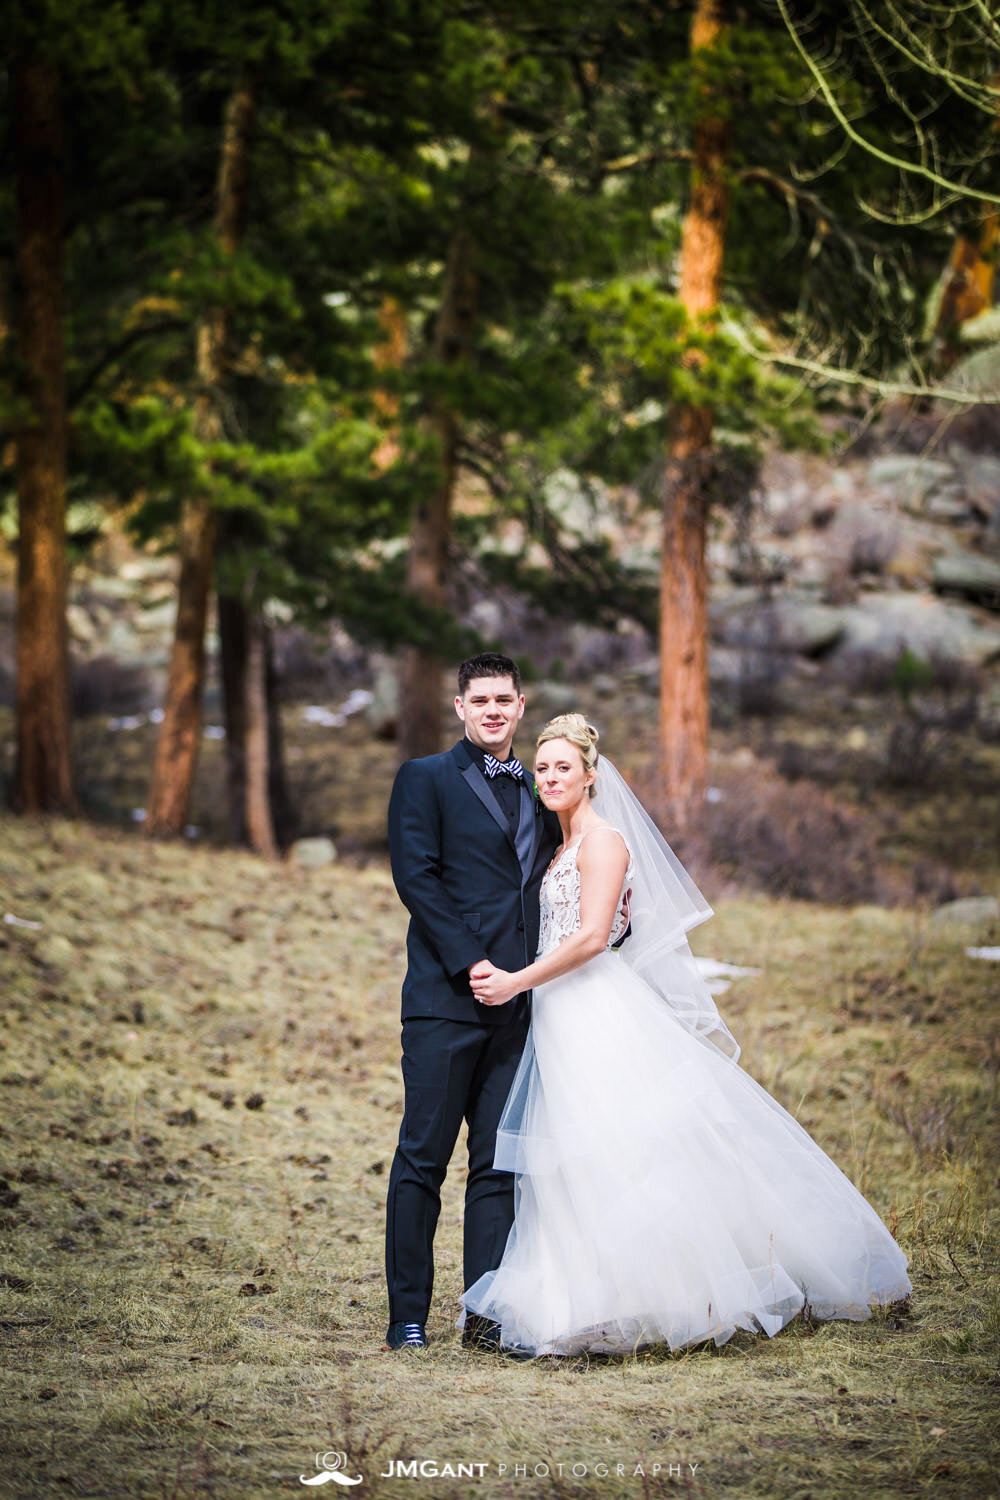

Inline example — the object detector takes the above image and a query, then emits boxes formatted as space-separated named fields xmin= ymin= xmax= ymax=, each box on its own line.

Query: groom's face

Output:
xmin=455 ymin=674 xmax=525 ymax=759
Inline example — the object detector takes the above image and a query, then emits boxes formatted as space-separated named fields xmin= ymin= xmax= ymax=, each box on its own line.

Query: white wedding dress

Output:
xmin=461 ymin=831 xmax=912 ymax=1355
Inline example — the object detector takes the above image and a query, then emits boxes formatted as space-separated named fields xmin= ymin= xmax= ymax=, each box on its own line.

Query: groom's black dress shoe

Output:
xmin=462 ymin=1314 xmax=502 ymax=1351
xmin=462 ymin=1315 xmax=533 ymax=1359
xmin=386 ymin=1321 xmax=428 ymax=1349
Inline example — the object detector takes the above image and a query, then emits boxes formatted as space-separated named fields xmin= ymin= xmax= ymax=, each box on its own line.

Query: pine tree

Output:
xmin=12 ymin=58 xmax=73 ymax=812
xmin=657 ymin=0 xmax=730 ymax=833
xmin=145 ymin=78 xmax=258 ymax=840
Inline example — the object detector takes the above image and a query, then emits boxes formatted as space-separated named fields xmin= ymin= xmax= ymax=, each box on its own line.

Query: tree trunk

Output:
xmin=657 ymin=0 xmax=731 ymax=834
xmin=659 ymin=407 xmax=715 ymax=833
xmin=218 ymin=503 xmax=292 ymax=853
xmin=220 ymin=586 xmax=291 ymax=856
xmin=397 ymin=228 xmax=477 ymax=763
xmin=217 ymin=585 xmax=248 ymax=844
xmin=265 ymin=627 xmax=294 ymax=849
xmin=145 ymin=79 xmax=256 ymax=837
xmin=935 ymin=212 xmax=998 ymax=356
xmin=13 ymin=61 xmax=74 ymax=814
xmin=243 ymin=607 xmax=278 ymax=859
xmin=372 ymin=294 xmax=407 ymax=472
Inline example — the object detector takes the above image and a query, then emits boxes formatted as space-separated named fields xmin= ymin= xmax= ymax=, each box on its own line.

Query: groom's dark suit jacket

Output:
xmin=388 ymin=738 xmax=558 ymax=1024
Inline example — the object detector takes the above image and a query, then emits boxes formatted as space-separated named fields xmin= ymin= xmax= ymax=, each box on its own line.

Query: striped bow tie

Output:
xmin=483 ymin=754 xmax=524 ymax=781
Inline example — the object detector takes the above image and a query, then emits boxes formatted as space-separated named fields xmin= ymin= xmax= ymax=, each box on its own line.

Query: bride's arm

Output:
xmin=470 ymin=827 xmax=629 ymax=1006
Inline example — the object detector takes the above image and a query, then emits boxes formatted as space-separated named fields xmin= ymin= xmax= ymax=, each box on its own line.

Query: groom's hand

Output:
xmin=469 ymin=959 xmax=517 ymax=1007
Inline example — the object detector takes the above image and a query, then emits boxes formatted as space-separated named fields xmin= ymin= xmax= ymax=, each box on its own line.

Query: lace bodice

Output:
xmin=537 ymin=831 xmax=634 ymax=958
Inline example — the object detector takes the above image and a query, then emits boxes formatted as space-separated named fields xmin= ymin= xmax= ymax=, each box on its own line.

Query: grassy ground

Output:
xmin=1 ymin=811 xmax=998 ymax=1500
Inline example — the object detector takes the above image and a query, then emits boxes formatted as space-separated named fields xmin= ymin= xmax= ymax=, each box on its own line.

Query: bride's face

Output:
xmin=533 ymin=737 xmax=594 ymax=812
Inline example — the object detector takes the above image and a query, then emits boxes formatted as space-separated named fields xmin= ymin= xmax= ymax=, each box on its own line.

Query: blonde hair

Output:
xmin=535 ymin=713 xmax=600 ymax=797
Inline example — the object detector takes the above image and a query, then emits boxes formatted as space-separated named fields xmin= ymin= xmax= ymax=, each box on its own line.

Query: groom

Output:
xmin=384 ymin=652 xmax=558 ymax=1351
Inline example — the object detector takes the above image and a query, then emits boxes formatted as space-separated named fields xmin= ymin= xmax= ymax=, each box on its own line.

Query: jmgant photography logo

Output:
xmin=300 ymin=1452 xmax=364 ymax=1487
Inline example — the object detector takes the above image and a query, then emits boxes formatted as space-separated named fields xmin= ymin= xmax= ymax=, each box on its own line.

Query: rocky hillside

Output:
xmin=525 ymin=434 xmax=1000 ymax=710
xmin=716 ymin=441 xmax=1000 ymax=694
xmin=4 ymin=426 xmax=997 ymax=711
xmin=1 ymin=423 xmax=998 ymax=901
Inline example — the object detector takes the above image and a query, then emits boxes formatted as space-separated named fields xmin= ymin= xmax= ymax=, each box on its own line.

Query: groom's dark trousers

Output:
xmin=386 ymin=737 xmax=557 ymax=1325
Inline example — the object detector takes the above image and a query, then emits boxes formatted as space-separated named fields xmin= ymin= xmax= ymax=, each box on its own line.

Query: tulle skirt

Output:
xmin=461 ymin=950 xmax=911 ymax=1355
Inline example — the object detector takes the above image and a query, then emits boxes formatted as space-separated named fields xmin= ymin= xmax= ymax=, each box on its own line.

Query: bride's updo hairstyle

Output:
xmin=535 ymin=713 xmax=600 ymax=798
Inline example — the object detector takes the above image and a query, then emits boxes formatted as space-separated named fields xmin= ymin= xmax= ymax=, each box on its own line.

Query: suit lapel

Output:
xmin=456 ymin=744 xmax=539 ymax=876
xmin=515 ymin=783 xmax=541 ymax=878
xmin=460 ymin=760 xmax=510 ymax=840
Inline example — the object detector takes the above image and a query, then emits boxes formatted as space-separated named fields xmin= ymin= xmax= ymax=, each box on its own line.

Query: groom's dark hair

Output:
xmin=458 ymin=652 xmax=522 ymax=696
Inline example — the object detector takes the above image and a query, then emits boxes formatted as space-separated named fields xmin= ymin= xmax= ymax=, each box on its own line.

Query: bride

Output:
xmin=463 ymin=713 xmax=911 ymax=1356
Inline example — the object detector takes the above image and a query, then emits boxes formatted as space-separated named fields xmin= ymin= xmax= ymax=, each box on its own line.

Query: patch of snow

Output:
xmin=694 ymin=957 xmax=761 ymax=995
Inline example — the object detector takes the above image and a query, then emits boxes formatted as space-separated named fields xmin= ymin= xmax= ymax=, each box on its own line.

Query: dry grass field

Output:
xmin=1 ymin=802 xmax=998 ymax=1500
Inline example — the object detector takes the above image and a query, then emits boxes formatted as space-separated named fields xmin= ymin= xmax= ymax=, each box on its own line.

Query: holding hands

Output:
xmin=468 ymin=824 xmax=630 ymax=1009
xmin=469 ymin=959 xmax=521 ymax=1007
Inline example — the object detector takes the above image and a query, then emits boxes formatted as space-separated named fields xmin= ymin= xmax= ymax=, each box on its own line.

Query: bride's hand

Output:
xmin=469 ymin=960 xmax=519 ymax=1007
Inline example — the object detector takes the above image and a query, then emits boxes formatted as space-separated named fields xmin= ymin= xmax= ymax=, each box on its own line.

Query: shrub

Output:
xmin=698 ymin=758 xmax=891 ymax=905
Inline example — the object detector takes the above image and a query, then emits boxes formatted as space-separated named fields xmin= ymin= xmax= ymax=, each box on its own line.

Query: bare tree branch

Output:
xmin=727 ymin=319 xmax=1000 ymax=404
xmin=855 ymin=0 xmax=1000 ymax=113
xmin=774 ymin=0 xmax=1000 ymax=208
xmin=737 ymin=166 xmax=879 ymax=286
xmin=602 ymin=148 xmax=694 ymax=174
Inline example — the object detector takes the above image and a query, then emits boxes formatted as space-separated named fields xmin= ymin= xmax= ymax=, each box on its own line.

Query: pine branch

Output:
xmin=69 ymin=319 xmax=190 ymax=410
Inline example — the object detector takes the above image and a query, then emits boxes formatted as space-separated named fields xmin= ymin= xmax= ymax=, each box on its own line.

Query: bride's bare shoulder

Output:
xmin=576 ymin=822 xmax=629 ymax=863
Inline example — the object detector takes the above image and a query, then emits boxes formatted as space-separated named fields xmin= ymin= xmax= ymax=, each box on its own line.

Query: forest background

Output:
xmin=1 ymin=2 xmax=999 ymax=1498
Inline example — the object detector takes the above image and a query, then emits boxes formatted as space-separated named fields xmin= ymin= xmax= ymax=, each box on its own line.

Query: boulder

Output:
xmin=707 ymin=647 xmax=746 ymax=686
xmin=867 ymin=455 xmax=956 ymax=512
xmin=932 ymin=550 xmax=1000 ymax=608
xmin=120 ymin=558 xmax=176 ymax=583
xmin=770 ymin=598 xmax=846 ymax=656
xmin=925 ymin=491 xmax=977 ymax=525
xmin=929 ymin=896 xmax=999 ymax=932
xmin=531 ymin=680 xmax=581 ymax=714
xmin=563 ymin=624 xmax=626 ymax=675
xmin=35 ymin=933 xmax=77 ymax=969
xmin=135 ymin=599 xmax=177 ymax=635
xmin=951 ymin=451 xmax=1000 ymax=527
xmin=365 ymin=657 xmax=398 ymax=739
xmin=710 ymin=590 xmax=845 ymax=657
xmin=621 ymin=655 xmax=660 ymax=693
xmin=66 ymin=603 xmax=98 ymax=647
xmin=829 ymin=591 xmax=1000 ymax=668
xmin=288 ymin=837 xmax=337 ymax=870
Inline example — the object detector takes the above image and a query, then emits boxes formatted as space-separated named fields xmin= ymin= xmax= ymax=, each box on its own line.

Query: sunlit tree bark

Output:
xmin=934 ymin=213 xmax=998 ymax=364
xmin=657 ymin=0 xmax=731 ymax=834
xmin=372 ymin=294 xmax=407 ymax=472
